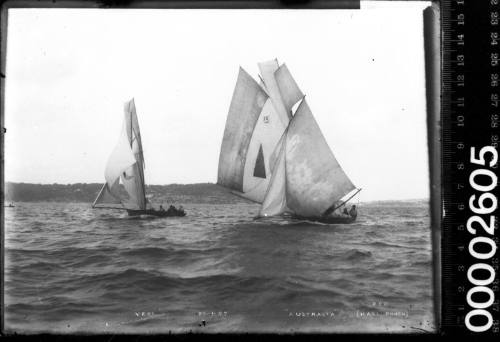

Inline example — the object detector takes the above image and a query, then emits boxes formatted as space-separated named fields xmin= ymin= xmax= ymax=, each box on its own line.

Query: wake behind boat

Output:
xmin=92 ymin=98 xmax=186 ymax=218
xmin=218 ymin=59 xmax=360 ymax=223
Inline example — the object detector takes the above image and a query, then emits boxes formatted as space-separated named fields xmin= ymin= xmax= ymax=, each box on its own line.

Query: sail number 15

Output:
xmin=464 ymin=146 xmax=498 ymax=332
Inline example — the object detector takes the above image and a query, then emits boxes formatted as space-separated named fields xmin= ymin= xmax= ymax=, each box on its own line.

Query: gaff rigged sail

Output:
xmin=259 ymin=99 xmax=356 ymax=217
xmin=121 ymin=99 xmax=147 ymax=210
xmin=258 ymin=59 xmax=291 ymax=127
xmin=217 ymin=64 xmax=291 ymax=203
xmin=274 ymin=63 xmax=304 ymax=113
xmin=93 ymin=98 xmax=148 ymax=210
xmin=217 ymin=67 xmax=268 ymax=194
xmin=219 ymin=61 xmax=358 ymax=218
xmin=241 ymin=96 xmax=288 ymax=203
xmin=284 ymin=99 xmax=356 ymax=217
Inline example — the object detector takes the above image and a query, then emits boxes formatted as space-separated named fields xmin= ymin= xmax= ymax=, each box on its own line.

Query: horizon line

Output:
xmin=5 ymin=181 xmax=430 ymax=203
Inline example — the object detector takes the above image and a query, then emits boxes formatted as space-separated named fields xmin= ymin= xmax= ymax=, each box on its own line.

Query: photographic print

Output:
xmin=2 ymin=0 xmax=436 ymax=334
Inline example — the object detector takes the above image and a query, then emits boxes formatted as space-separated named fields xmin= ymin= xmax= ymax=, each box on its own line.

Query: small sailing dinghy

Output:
xmin=92 ymin=98 xmax=186 ymax=218
xmin=218 ymin=59 xmax=360 ymax=224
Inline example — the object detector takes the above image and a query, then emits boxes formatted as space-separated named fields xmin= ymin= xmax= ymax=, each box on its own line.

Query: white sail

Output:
xmin=220 ymin=61 xmax=357 ymax=218
xmin=93 ymin=98 xmax=147 ymax=210
xmin=92 ymin=181 xmax=123 ymax=208
xmin=218 ymin=64 xmax=292 ymax=203
xmin=241 ymin=97 xmax=287 ymax=203
xmin=217 ymin=67 xmax=268 ymax=192
xmin=285 ymin=99 xmax=356 ymax=217
xmin=275 ymin=64 xmax=304 ymax=113
xmin=104 ymin=118 xmax=137 ymax=188
xmin=259 ymin=134 xmax=289 ymax=216
xmin=124 ymin=99 xmax=145 ymax=168
xmin=259 ymin=100 xmax=356 ymax=218
xmin=121 ymin=165 xmax=141 ymax=209
xmin=121 ymin=99 xmax=147 ymax=210
xmin=258 ymin=59 xmax=291 ymax=127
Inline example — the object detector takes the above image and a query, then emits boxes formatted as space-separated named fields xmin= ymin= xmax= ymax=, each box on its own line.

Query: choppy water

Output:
xmin=4 ymin=201 xmax=435 ymax=333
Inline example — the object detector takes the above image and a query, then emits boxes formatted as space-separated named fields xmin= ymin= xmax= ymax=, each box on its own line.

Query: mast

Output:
xmin=122 ymin=98 xmax=147 ymax=210
xmin=128 ymin=98 xmax=147 ymax=209
xmin=93 ymin=98 xmax=147 ymax=210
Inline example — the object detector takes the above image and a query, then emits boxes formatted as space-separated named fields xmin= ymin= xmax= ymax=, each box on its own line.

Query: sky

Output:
xmin=4 ymin=1 xmax=431 ymax=201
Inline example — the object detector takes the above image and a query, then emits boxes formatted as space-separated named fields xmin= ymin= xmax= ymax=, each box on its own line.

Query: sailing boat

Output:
xmin=217 ymin=59 xmax=361 ymax=224
xmin=92 ymin=98 xmax=186 ymax=218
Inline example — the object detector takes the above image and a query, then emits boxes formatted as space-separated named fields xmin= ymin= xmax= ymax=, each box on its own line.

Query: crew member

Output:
xmin=349 ymin=205 xmax=357 ymax=219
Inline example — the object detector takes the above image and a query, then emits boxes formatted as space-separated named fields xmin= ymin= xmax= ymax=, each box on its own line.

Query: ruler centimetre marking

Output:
xmin=442 ymin=0 xmax=499 ymax=335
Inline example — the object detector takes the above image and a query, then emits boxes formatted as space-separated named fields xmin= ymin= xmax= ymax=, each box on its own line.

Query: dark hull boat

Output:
xmin=92 ymin=99 xmax=186 ymax=218
xmin=127 ymin=209 xmax=186 ymax=217
xmin=294 ymin=215 xmax=356 ymax=224
xmin=218 ymin=59 xmax=360 ymax=224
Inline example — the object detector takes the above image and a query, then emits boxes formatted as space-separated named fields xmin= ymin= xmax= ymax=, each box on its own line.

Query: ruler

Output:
xmin=442 ymin=0 xmax=499 ymax=335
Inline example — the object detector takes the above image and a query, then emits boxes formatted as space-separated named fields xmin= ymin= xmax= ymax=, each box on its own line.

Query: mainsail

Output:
xmin=92 ymin=98 xmax=148 ymax=210
xmin=217 ymin=67 xmax=268 ymax=193
xmin=241 ymin=97 xmax=288 ymax=202
xmin=260 ymin=99 xmax=356 ymax=217
xmin=218 ymin=62 xmax=292 ymax=203
xmin=219 ymin=60 xmax=358 ymax=219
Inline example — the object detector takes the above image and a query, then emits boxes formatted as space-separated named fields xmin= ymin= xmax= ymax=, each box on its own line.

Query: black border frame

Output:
xmin=0 ymin=0 xmax=449 ymax=338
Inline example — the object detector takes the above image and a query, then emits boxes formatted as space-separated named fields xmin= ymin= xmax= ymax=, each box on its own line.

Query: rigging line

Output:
xmin=131 ymin=133 xmax=147 ymax=209
xmin=283 ymin=126 xmax=289 ymax=212
xmin=92 ymin=183 xmax=107 ymax=208
xmin=335 ymin=188 xmax=362 ymax=211
xmin=322 ymin=188 xmax=362 ymax=217
xmin=92 ymin=205 xmax=127 ymax=211
xmin=128 ymin=108 xmax=134 ymax=149
xmin=138 ymin=164 xmax=147 ymax=209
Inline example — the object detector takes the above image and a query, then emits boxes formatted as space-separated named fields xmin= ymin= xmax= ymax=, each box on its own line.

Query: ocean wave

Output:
xmin=61 ymin=268 xmax=274 ymax=295
xmin=4 ymin=201 xmax=434 ymax=333
xmin=41 ymin=247 xmax=119 ymax=264
xmin=120 ymin=246 xmax=227 ymax=260
xmin=409 ymin=259 xmax=432 ymax=267
xmin=364 ymin=230 xmax=382 ymax=238
xmin=367 ymin=241 xmax=415 ymax=249
xmin=15 ymin=261 xmax=62 ymax=272
xmin=407 ymin=237 xmax=430 ymax=245
xmin=340 ymin=249 xmax=372 ymax=261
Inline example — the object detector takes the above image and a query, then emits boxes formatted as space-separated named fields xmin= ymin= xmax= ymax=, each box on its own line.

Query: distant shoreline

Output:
xmin=4 ymin=182 xmax=247 ymax=205
xmin=4 ymin=182 xmax=428 ymax=205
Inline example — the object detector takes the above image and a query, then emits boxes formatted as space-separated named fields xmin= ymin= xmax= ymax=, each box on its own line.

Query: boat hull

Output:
xmin=126 ymin=209 xmax=186 ymax=218
xmin=293 ymin=215 xmax=356 ymax=224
